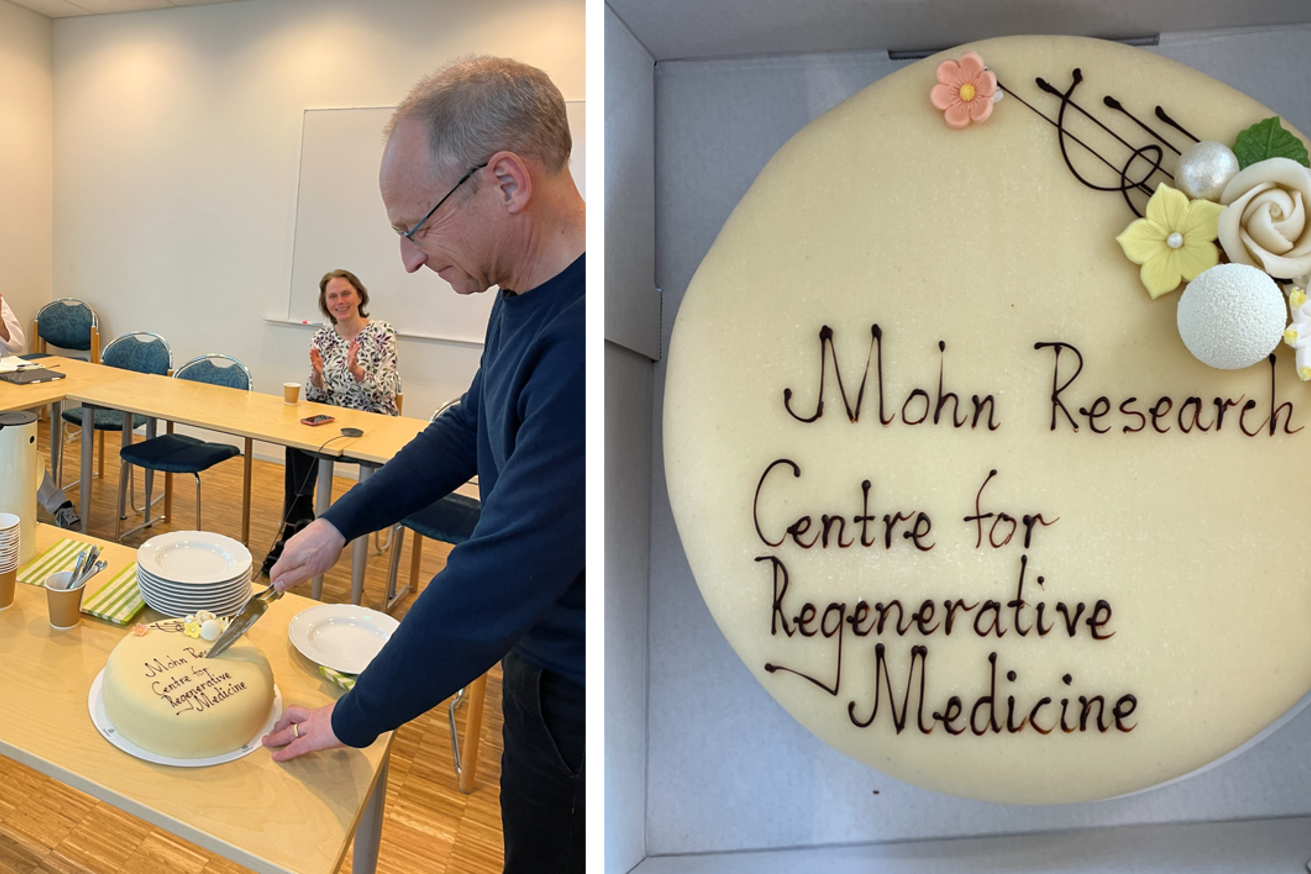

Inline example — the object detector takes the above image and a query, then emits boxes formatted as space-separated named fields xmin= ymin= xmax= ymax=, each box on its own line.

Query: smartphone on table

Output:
xmin=301 ymin=414 xmax=335 ymax=426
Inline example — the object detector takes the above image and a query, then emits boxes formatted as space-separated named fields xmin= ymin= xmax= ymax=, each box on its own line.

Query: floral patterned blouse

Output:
xmin=306 ymin=320 xmax=400 ymax=416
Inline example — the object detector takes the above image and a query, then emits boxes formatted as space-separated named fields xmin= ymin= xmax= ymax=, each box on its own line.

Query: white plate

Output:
xmin=139 ymin=589 xmax=251 ymax=617
xmin=137 ymin=571 xmax=247 ymax=592
xmin=137 ymin=531 xmax=252 ymax=585
xmin=137 ymin=569 xmax=250 ymax=593
xmin=137 ymin=585 xmax=250 ymax=607
xmin=137 ymin=570 xmax=250 ymax=599
xmin=137 ymin=578 xmax=251 ymax=611
xmin=87 ymin=671 xmax=283 ymax=768
xmin=287 ymin=604 xmax=399 ymax=674
xmin=136 ymin=589 xmax=250 ymax=610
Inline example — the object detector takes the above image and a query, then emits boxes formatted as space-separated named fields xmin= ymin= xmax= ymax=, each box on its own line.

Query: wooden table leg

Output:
xmin=349 ymin=465 xmax=376 ymax=605
xmin=79 ymin=406 xmax=94 ymax=533
xmin=241 ymin=437 xmax=253 ymax=545
xmin=311 ymin=458 xmax=335 ymax=601
xmin=459 ymin=673 xmax=488 ymax=794
xmin=49 ymin=400 xmax=63 ymax=487
xmin=409 ymin=533 xmax=424 ymax=592
xmin=352 ymin=753 xmax=389 ymax=874
xmin=116 ymin=414 xmax=132 ymax=539
xmin=164 ymin=422 xmax=174 ymax=523
xmin=143 ymin=419 xmax=156 ymax=520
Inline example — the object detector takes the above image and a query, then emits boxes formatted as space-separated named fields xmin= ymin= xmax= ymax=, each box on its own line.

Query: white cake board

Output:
xmin=88 ymin=670 xmax=283 ymax=768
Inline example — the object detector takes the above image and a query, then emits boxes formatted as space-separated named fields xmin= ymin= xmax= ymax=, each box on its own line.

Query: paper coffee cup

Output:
xmin=284 ymin=382 xmax=301 ymax=404
xmin=0 ymin=568 xmax=15 ymax=611
xmin=45 ymin=570 xmax=83 ymax=629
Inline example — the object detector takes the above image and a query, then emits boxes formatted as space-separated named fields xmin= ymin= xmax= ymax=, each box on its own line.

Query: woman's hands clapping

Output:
xmin=309 ymin=347 xmax=325 ymax=388
xmin=347 ymin=338 xmax=365 ymax=382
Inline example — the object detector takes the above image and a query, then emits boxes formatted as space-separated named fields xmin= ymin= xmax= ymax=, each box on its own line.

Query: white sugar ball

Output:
xmin=200 ymin=618 xmax=222 ymax=641
xmin=1177 ymin=263 xmax=1286 ymax=369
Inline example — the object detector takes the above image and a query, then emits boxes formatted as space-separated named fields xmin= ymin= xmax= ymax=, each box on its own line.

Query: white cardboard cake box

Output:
xmin=604 ymin=3 xmax=1311 ymax=871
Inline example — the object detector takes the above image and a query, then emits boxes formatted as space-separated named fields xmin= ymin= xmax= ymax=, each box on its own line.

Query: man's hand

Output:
xmin=262 ymin=701 xmax=345 ymax=762
xmin=270 ymin=518 xmax=346 ymax=591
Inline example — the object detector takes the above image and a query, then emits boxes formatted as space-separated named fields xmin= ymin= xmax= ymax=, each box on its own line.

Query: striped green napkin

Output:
xmin=319 ymin=665 xmax=357 ymax=691
xmin=81 ymin=564 xmax=146 ymax=625
xmin=18 ymin=538 xmax=145 ymax=625
xmin=17 ymin=538 xmax=84 ymax=586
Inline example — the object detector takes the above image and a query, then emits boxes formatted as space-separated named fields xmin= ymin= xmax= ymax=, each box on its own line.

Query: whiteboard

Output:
xmin=287 ymin=101 xmax=585 ymax=343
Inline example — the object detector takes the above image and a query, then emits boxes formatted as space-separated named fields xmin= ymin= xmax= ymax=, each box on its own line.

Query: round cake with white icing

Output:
xmin=665 ymin=35 xmax=1311 ymax=803
xmin=102 ymin=619 xmax=275 ymax=759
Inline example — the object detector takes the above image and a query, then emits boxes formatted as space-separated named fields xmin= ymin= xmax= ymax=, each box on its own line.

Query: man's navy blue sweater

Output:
xmin=324 ymin=254 xmax=585 ymax=748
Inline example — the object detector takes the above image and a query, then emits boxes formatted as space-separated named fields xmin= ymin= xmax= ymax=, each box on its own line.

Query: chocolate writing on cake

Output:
xmin=783 ymin=325 xmax=1301 ymax=438
xmin=757 ymin=322 xmax=1303 ymax=736
xmin=142 ymin=648 xmax=251 ymax=715
xmin=783 ymin=326 xmax=1000 ymax=430
xmin=1037 ymin=341 xmax=1301 ymax=436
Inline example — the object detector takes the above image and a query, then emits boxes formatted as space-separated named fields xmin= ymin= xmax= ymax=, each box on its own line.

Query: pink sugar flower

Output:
xmin=930 ymin=51 xmax=998 ymax=129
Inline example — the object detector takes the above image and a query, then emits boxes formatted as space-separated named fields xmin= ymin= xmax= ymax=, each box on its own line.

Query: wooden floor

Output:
xmin=0 ymin=421 xmax=505 ymax=874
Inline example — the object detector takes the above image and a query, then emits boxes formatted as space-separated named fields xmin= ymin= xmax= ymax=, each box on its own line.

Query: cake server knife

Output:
xmin=206 ymin=586 xmax=283 ymax=659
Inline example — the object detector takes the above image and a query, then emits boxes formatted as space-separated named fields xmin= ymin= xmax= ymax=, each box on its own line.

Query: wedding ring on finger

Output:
xmin=292 ymin=723 xmax=301 ymax=739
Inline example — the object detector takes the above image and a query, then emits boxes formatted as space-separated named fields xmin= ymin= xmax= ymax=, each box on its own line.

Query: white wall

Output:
xmin=604 ymin=6 xmax=656 ymax=872
xmin=0 ymin=0 xmax=52 ymax=340
xmin=51 ymin=0 xmax=584 ymax=455
xmin=605 ymin=336 xmax=653 ymax=874
xmin=603 ymin=3 xmax=659 ymax=361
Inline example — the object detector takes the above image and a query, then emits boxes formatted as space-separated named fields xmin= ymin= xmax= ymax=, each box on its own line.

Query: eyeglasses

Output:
xmin=397 ymin=162 xmax=488 ymax=245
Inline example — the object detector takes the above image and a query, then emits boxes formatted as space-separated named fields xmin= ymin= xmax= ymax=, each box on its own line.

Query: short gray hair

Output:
xmin=388 ymin=56 xmax=572 ymax=180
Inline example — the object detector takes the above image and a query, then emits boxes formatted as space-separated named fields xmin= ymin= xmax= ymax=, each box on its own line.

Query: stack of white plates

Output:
xmin=0 ymin=513 xmax=18 ymax=574
xmin=136 ymin=531 xmax=252 ymax=617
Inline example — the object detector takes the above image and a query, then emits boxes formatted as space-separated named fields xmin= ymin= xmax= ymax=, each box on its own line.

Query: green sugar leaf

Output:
xmin=1232 ymin=117 xmax=1310 ymax=169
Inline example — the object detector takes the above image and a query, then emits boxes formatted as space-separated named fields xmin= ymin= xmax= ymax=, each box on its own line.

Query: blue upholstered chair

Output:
xmin=378 ymin=401 xmax=483 ymax=790
xmin=32 ymin=299 xmax=100 ymax=363
xmin=381 ymin=399 xmax=480 ymax=613
xmin=117 ymin=354 xmax=252 ymax=539
xmin=32 ymin=299 xmax=101 ymax=474
xmin=59 ymin=332 xmax=172 ymax=490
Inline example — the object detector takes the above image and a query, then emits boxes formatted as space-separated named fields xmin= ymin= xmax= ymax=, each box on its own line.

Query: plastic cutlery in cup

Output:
xmin=74 ymin=560 xmax=107 ymax=590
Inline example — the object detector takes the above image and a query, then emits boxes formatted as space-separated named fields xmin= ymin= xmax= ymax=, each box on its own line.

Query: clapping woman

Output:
xmin=262 ymin=270 xmax=399 ymax=575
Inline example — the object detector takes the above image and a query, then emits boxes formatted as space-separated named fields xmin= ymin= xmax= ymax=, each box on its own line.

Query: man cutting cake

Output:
xmin=262 ymin=56 xmax=585 ymax=874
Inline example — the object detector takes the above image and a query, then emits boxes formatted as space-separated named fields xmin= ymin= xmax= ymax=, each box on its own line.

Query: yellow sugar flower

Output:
xmin=1116 ymin=183 xmax=1225 ymax=299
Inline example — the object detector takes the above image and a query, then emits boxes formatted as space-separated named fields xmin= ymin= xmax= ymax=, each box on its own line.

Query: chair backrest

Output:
xmin=102 ymin=332 xmax=172 ymax=376
xmin=430 ymin=399 xmax=479 ymax=489
xmin=34 ymin=299 xmax=99 ymax=361
xmin=431 ymin=398 xmax=461 ymax=423
xmin=175 ymin=354 xmax=252 ymax=391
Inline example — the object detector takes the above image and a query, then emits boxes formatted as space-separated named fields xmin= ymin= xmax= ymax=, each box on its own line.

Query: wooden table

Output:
xmin=0 ymin=356 xmax=123 ymax=413
xmin=317 ymin=414 xmax=431 ymax=604
xmin=0 ymin=357 xmax=142 ymax=479
xmin=331 ymin=414 xmax=430 ymax=466
xmin=0 ymin=523 xmax=393 ymax=874
xmin=64 ymin=371 xmax=433 ymax=604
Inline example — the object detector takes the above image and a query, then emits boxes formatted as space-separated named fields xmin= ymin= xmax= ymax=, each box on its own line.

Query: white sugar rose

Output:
xmin=1218 ymin=157 xmax=1311 ymax=279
